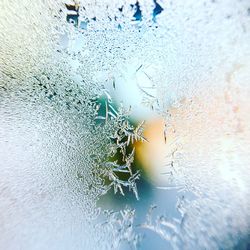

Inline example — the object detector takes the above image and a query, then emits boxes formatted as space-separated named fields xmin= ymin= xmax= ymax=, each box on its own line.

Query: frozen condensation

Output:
xmin=0 ymin=0 xmax=142 ymax=249
xmin=1 ymin=0 xmax=250 ymax=249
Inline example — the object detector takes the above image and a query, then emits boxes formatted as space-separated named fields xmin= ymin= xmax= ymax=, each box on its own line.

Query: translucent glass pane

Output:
xmin=1 ymin=0 xmax=250 ymax=249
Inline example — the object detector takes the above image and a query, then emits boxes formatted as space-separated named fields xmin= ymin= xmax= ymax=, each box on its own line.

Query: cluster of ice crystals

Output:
xmin=0 ymin=0 xmax=143 ymax=249
xmin=1 ymin=0 xmax=250 ymax=249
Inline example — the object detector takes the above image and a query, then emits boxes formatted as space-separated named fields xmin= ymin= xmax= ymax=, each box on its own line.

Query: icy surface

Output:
xmin=1 ymin=0 xmax=250 ymax=249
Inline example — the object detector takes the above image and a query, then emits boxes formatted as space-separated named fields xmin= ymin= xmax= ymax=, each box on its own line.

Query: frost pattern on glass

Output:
xmin=0 ymin=0 xmax=141 ymax=249
xmin=1 ymin=0 xmax=250 ymax=249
